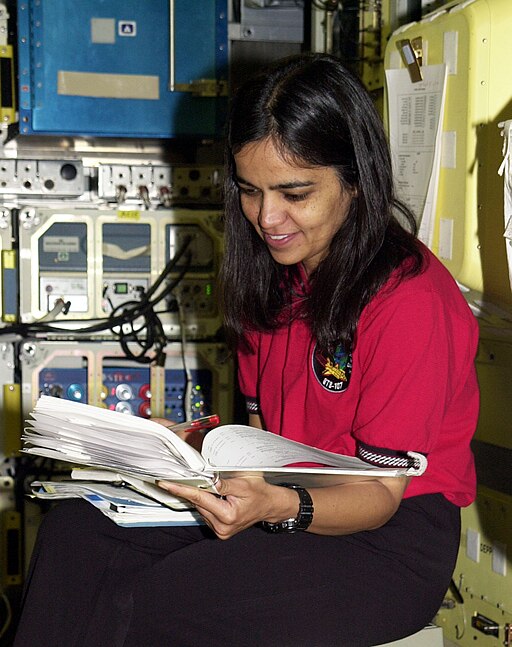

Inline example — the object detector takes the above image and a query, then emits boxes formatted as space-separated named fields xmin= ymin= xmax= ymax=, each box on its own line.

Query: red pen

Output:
xmin=165 ymin=414 xmax=220 ymax=434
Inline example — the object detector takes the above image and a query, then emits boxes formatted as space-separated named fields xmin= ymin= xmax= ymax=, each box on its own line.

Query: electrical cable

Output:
xmin=0 ymin=235 xmax=194 ymax=365
xmin=177 ymin=297 xmax=193 ymax=421
xmin=0 ymin=591 xmax=12 ymax=640
xmin=110 ymin=249 xmax=192 ymax=366
xmin=36 ymin=298 xmax=71 ymax=322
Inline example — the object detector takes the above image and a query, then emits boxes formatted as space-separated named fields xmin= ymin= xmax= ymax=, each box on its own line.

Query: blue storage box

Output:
xmin=17 ymin=0 xmax=228 ymax=138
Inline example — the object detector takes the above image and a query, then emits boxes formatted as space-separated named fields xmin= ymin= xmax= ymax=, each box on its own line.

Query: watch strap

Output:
xmin=260 ymin=484 xmax=314 ymax=533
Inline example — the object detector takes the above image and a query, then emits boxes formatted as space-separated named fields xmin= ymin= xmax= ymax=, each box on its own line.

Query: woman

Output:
xmin=14 ymin=54 xmax=478 ymax=647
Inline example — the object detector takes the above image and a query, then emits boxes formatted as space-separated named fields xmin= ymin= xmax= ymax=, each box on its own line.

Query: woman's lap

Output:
xmin=14 ymin=494 xmax=460 ymax=647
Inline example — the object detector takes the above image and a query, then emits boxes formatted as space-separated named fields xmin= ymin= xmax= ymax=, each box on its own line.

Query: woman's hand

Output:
xmin=160 ymin=475 xmax=411 ymax=539
xmin=158 ymin=477 xmax=299 ymax=540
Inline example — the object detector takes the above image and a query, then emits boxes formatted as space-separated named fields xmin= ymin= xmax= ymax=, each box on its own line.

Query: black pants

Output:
xmin=13 ymin=494 xmax=460 ymax=647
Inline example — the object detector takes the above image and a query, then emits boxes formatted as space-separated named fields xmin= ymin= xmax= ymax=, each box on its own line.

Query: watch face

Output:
xmin=280 ymin=519 xmax=301 ymax=532
xmin=260 ymin=518 xmax=298 ymax=533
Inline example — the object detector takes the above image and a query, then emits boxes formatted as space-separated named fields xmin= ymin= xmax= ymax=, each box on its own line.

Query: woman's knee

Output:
xmin=36 ymin=499 xmax=110 ymax=543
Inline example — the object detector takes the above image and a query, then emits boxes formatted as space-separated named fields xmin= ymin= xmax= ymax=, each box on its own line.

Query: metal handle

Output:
xmin=168 ymin=0 xmax=175 ymax=91
xmin=167 ymin=0 xmax=227 ymax=97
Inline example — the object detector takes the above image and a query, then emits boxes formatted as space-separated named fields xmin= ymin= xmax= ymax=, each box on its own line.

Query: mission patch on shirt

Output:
xmin=312 ymin=343 xmax=352 ymax=392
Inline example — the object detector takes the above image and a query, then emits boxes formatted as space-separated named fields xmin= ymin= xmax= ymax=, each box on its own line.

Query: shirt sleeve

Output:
xmin=237 ymin=333 xmax=261 ymax=414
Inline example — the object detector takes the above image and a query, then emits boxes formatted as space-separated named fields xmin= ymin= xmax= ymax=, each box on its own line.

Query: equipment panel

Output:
xmin=17 ymin=206 xmax=224 ymax=340
xmin=0 ymin=160 xmax=84 ymax=197
xmin=0 ymin=342 xmax=17 ymax=461
xmin=0 ymin=206 xmax=15 ymax=324
xmin=436 ymin=486 xmax=512 ymax=647
xmin=19 ymin=340 xmax=234 ymax=424
xmin=98 ymin=164 xmax=223 ymax=207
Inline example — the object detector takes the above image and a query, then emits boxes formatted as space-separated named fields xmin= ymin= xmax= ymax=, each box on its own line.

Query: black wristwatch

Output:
xmin=260 ymin=484 xmax=314 ymax=533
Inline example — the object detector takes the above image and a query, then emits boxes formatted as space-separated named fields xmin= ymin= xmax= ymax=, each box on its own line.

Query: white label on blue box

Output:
xmin=118 ymin=21 xmax=137 ymax=37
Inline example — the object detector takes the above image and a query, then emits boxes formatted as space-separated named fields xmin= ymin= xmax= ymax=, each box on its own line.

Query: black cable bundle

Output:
xmin=0 ymin=235 xmax=194 ymax=366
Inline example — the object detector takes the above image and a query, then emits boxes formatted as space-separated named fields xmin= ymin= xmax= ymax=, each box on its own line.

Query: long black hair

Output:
xmin=221 ymin=53 xmax=423 ymax=354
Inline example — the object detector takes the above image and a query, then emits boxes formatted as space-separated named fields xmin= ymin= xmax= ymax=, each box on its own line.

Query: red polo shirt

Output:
xmin=238 ymin=248 xmax=479 ymax=507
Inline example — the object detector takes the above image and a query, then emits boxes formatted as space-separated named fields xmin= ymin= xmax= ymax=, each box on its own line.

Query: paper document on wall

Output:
xmin=498 ymin=119 xmax=512 ymax=295
xmin=386 ymin=64 xmax=448 ymax=248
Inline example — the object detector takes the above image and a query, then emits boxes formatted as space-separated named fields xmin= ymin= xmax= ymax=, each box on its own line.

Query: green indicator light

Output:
xmin=114 ymin=282 xmax=128 ymax=294
xmin=205 ymin=283 xmax=212 ymax=297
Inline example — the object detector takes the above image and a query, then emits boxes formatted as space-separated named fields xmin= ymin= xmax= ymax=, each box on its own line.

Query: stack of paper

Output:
xmin=31 ymin=480 xmax=203 ymax=528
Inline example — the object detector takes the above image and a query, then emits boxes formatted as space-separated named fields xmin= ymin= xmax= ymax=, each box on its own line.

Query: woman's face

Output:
xmin=234 ymin=138 xmax=354 ymax=275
